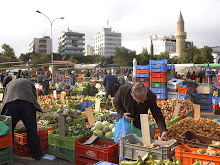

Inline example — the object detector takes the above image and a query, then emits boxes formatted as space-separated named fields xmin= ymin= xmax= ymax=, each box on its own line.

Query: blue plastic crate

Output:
xmin=168 ymin=92 xmax=178 ymax=99
xmin=170 ymin=74 xmax=174 ymax=79
xmin=150 ymin=87 xmax=167 ymax=94
xmin=202 ymin=81 xmax=211 ymax=84
xmin=200 ymin=104 xmax=212 ymax=111
xmin=149 ymin=59 xmax=167 ymax=65
xmin=183 ymin=81 xmax=197 ymax=87
xmin=136 ymin=65 xmax=149 ymax=69
xmin=178 ymin=93 xmax=186 ymax=100
xmin=135 ymin=73 xmax=149 ymax=77
xmin=195 ymin=98 xmax=212 ymax=105
xmin=212 ymin=97 xmax=220 ymax=105
xmin=150 ymin=68 xmax=168 ymax=72
xmin=156 ymin=93 xmax=167 ymax=99
xmin=195 ymin=93 xmax=212 ymax=99
xmin=167 ymin=65 xmax=175 ymax=69
xmin=150 ymin=64 xmax=167 ymax=70
xmin=79 ymin=102 xmax=87 ymax=111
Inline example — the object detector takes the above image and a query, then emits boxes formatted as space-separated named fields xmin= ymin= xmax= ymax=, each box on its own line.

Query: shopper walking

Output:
xmin=70 ymin=70 xmax=76 ymax=86
xmin=1 ymin=78 xmax=43 ymax=160
xmin=37 ymin=72 xmax=49 ymax=95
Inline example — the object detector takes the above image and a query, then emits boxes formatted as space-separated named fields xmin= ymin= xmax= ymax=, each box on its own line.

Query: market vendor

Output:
xmin=113 ymin=82 xmax=167 ymax=140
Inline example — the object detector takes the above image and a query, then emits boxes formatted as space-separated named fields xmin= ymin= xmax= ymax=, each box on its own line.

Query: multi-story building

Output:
xmin=85 ymin=45 xmax=94 ymax=56
xmin=211 ymin=46 xmax=220 ymax=64
xmin=29 ymin=36 xmax=51 ymax=55
xmin=58 ymin=29 xmax=85 ymax=57
xmin=93 ymin=27 xmax=121 ymax=57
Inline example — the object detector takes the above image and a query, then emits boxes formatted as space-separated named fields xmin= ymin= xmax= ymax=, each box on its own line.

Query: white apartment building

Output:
xmin=93 ymin=27 xmax=121 ymax=57
xmin=85 ymin=45 xmax=94 ymax=56
xmin=58 ymin=29 xmax=85 ymax=57
xmin=29 ymin=36 xmax=51 ymax=55
xmin=211 ymin=46 xmax=220 ymax=64
xmin=147 ymin=35 xmax=193 ymax=55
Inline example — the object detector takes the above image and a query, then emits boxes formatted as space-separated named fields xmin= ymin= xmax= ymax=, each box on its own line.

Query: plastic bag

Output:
xmin=0 ymin=121 xmax=9 ymax=136
xmin=113 ymin=116 xmax=130 ymax=144
xmin=129 ymin=120 xmax=142 ymax=137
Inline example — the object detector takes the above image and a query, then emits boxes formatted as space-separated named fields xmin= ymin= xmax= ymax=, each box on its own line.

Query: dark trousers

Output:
xmin=1 ymin=100 xmax=42 ymax=159
xmin=42 ymin=80 xmax=49 ymax=95
xmin=105 ymin=86 xmax=115 ymax=98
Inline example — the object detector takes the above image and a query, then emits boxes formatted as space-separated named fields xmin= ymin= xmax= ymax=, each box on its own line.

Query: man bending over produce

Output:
xmin=113 ymin=82 xmax=167 ymax=140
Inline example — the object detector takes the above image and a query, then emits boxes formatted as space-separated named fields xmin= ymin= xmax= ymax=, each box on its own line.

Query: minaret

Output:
xmin=175 ymin=11 xmax=187 ymax=57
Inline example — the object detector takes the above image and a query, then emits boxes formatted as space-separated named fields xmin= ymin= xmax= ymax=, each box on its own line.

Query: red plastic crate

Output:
xmin=212 ymin=103 xmax=220 ymax=110
xmin=156 ymin=99 xmax=167 ymax=102
xmin=178 ymin=87 xmax=187 ymax=94
xmin=150 ymin=77 xmax=167 ymax=82
xmin=0 ymin=133 xmax=13 ymax=149
xmin=135 ymin=81 xmax=149 ymax=88
xmin=75 ymin=155 xmax=99 ymax=165
xmin=150 ymin=72 xmax=167 ymax=78
xmin=175 ymin=145 xmax=220 ymax=165
xmin=202 ymin=78 xmax=211 ymax=82
xmin=136 ymin=69 xmax=149 ymax=74
xmin=75 ymin=137 xmax=119 ymax=163
xmin=182 ymin=112 xmax=188 ymax=119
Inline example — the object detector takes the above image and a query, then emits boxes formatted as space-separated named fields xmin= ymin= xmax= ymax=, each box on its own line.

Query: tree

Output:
xmin=200 ymin=46 xmax=213 ymax=63
xmin=157 ymin=52 xmax=170 ymax=60
xmin=193 ymin=53 xmax=206 ymax=64
xmin=19 ymin=53 xmax=32 ymax=62
xmin=113 ymin=47 xmax=136 ymax=66
xmin=0 ymin=44 xmax=17 ymax=62
xmin=179 ymin=46 xmax=200 ymax=63
xmin=136 ymin=48 xmax=151 ymax=65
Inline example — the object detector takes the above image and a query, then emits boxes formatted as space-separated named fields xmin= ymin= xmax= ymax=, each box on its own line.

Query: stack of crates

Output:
xmin=202 ymin=78 xmax=211 ymax=84
xmin=195 ymin=93 xmax=212 ymax=111
xmin=135 ymin=65 xmax=150 ymax=88
xmin=177 ymin=86 xmax=187 ymax=100
xmin=212 ymin=97 xmax=220 ymax=115
xmin=0 ymin=115 xmax=13 ymax=165
xmin=149 ymin=60 xmax=168 ymax=102
xmin=167 ymin=65 xmax=175 ymax=80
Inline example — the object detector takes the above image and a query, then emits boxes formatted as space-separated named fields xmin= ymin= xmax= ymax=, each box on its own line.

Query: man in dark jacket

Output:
xmin=103 ymin=70 xmax=120 ymax=98
xmin=37 ymin=72 xmax=49 ymax=95
xmin=113 ymin=82 xmax=167 ymax=140
xmin=1 ymin=78 xmax=43 ymax=160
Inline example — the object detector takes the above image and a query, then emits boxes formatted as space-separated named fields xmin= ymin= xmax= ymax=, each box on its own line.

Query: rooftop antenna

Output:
xmin=107 ymin=19 xmax=109 ymax=28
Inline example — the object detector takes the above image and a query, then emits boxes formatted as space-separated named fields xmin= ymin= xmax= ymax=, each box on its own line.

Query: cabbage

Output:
xmin=93 ymin=130 xmax=103 ymax=137
xmin=102 ymin=126 xmax=110 ymax=134
xmin=102 ymin=121 xmax=111 ymax=127
xmin=109 ymin=124 xmax=115 ymax=130
xmin=91 ymin=126 xmax=96 ymax=133
xmin=105 ymin=131 xmax=113 ymax=139
xmin=95 ymin=121 xmax=103 ymax=130
xmin=112 ymin=127 xmax=115 ymax=134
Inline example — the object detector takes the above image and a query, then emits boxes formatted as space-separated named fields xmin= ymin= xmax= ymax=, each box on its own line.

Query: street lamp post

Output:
xmin=36 ymin=10 xmax=64 ymax=83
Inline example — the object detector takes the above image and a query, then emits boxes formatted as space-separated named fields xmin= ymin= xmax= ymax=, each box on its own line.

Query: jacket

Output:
xmin=103 ymin=74 xmax=119 ymax=87
xmin=113 ymin=84 xmax=166 ymax=134
xmin=1 ymin=78 xmax=42 ymax=112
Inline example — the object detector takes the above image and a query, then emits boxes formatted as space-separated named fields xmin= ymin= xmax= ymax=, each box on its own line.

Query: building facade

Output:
xmin=211 ymin=46 xmax=220 ymax=64
xmin=29 ymin=36 xmax=51 ymax=55
xmin=58 ymin=29 xmax=85 ymax=57
xmin=85 ymin=45 xmax=94 ymax=56
xmin=93 ymin=27 xmax=121 ymax=57
xmin=175 ymin=11 xmax=187 ymax=57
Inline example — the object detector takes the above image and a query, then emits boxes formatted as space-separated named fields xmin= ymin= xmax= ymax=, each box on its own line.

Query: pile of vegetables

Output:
xmin=165 ymin=117 xmax=220 ymax=144
xmin=91 ymin=121 xmax=115 ymax=139
xmin=149 ymin=98 xmax=194 ymax=122
xmin=194 ymin=146 xmax=220 ymax=156
xmin=57 ymin=82 xmax=66 ymax=89
xmin=70 ymin=82 xmax=98 ymax=96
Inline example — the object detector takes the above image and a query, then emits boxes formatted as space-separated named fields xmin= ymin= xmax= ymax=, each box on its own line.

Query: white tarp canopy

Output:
xmin=74 ymin=63 xmax=99 ymax=69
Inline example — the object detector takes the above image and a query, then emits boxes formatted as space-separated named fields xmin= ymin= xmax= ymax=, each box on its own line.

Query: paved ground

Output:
xmin=12 ymin=110 xmax=220 ymax=165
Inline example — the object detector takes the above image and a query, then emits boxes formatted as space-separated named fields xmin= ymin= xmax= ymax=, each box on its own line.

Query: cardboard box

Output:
xmin=167 ymin=79 xmax=183 ymax=90
xmin=197 ymin=85 xmax=212 ymax=94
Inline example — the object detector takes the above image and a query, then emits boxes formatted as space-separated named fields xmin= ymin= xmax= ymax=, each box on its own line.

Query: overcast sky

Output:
xmin=0 ymin=0 xmax=219 ymax=57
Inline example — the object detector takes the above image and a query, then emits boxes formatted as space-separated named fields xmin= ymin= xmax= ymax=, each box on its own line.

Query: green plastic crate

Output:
xmin=0 ymin=146 xmax=13 ymax=165
xmin=170 ymin=69 xmax=174 ymax=74
xmin=150 ymin=82 xmax=167 ymax=88
xmin=0 ymin=115 xmax=12 ymax=134
xmin=48 ymin=144 xmax=75 ymax=164
xmin=48 ymin=130 xmax=84 ymax=150
xmin=73 ymin=117 xmax=85 ymax=126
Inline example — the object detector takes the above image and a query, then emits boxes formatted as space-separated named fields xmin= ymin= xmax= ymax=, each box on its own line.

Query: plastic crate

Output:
xmin=202 ymin=78 xmax=211 ymax=82
xmin=75 ymin=137 xmax=119 ymax=162
xmin=168 ymin=92 xmax=178 ymax=99
xmin=0 ymin=133 xmax=13 ymax=150
xmin=150 ymin=82 xmax=167 ymax=88
xmin=48 ymin=144 xmax=75 ymax=163
xmin=178 ymin=87 xmax=187 ymax=94
xmin=0 ymin=115 xmax=12 ymax=134
xmin=75 ymin=155 xmax=99 ymax=165
xmin=150 ymin=77 xmax=167 ymax=82
xmin=195 ymin=93 xmax=212 ymax=99
xmin=203 ymin=81 xmax=211 ymax=84
xmin=48 ymin=130 xmax=84 ymax=150
xmin=136 ymin=69 xmax=149 ymax=74
xmin=149 ymin=59 xmax=167 ymax=65
xmin=150 ymin=72 xmax=167 ymax=78
xmin=135 ymin=81 xmax=149 ymax=88
xmin=213 ymin=110 xmax=220 ymax=115
xmin=156 ymin=93 xmax=167 ymax=99
xmin=212 ymin=97 xmax=220 ymax=105
xmin=0 ymin=146 xmax=13 ymax=165
xmin=183 ymin=81 xmax=197 ymax=87
xmin=150 ymin=87 xmax=167 ymax=94
xmin=170 ymin=74 xmax=174 ymax=79
xmin=135 ymin=73 xmax=149 ymax=77
xmin=200 ymin=104 xmax=212 ymax=111
xmin=136 ymin=65 xmax=149 ymax=70
xmin=178 ymin=93 xmax=186 ymax=100
xmin=167 ymin=65 xmax=175 ymax=69
xmin=195 ymin=98 xmax=212 ymax=105
xmin=119 ymin=134 xmax=176 ymax=160
xmin=79 ymin=102 xmax=87 ymax=111
xmin=135 ymin=77 xmax=149 ymax=82
xmin=180 ymin=130 xmax=220 ymax=149
xmin=175 ymin=144 xmax=220 ymax=165
xmin=150 ymin=68 xmax=167 ymax=72
xmin=156 ymin=99 xmax=167 ymax=102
